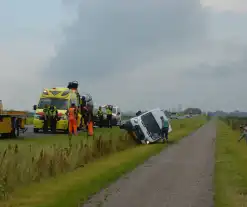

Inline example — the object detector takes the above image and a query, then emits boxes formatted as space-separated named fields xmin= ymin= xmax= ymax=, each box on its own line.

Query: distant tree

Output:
xmin=184 ymin=108 xmax=202 ymax=115
xmin=163 ymin=110 xmax=170 ymax=116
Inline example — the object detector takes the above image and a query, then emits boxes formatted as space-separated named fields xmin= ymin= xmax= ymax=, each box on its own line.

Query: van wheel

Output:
xmin=33 ymin=128 xmax=39 ymax=133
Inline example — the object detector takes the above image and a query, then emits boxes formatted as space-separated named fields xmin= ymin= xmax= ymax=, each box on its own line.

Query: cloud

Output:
xmin=0 ymin=37 xmax=55 ymax=110
xmin=201 ymin=0 xmax=247 ymax=12
xmin=2 ymin=0 xmax=247 ymax=112
xmin=44 ymin=0 xmax=213 ymax=110
xmin=46 ymin=0 xmax=207 ymax=79
xmin=0 ymin=0 xmax=64 ymax=111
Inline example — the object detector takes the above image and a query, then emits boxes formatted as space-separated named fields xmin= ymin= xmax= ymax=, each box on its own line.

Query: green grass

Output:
xmin=0 ymin=127 xmax=135 ymax=197
xmin=25 ymin=117 xmax=34 ymax=125
xmin=0 ymin=127 xmax=123 ymax=150
xmin=215 ymin=120 xmax=247 ymax=207
xmin=0 ymin=116 xmax=207 ymax=207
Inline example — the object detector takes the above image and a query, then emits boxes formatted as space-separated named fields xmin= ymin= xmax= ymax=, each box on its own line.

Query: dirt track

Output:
xmin=82 ymin=121 xmax=216 ymax=207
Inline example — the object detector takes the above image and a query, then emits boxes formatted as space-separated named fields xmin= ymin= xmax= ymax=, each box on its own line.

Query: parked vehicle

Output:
xmin=0 ymin=100 xmax=27 ymax=138
xmin=33 ymin=81 xmax=93 ymax=133
xmin=94 ymin=105 xmax=122 ymax=126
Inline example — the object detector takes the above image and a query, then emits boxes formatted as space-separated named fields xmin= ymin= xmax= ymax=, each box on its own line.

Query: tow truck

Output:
xmin=33 ymin=81 xmax=94 ymax=133
xmin=120 ymin=108 xmax=172 ymax=144
xmin=0 ymin=100 xmax=28 ymax=138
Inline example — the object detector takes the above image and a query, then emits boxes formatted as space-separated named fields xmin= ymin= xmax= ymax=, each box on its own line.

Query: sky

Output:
xmin=0 ymin=0 xmax=247 ymax=112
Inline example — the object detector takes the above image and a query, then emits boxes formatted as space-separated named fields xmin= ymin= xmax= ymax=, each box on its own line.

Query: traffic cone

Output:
xmin=88 ymin=121 xmax=94 ymax=136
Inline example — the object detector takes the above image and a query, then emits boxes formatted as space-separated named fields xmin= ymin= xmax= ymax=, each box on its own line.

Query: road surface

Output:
xmin=19 ymin=125 xmax=51 ymax=138
xmin=82 ymin=121 xmax=216 ymax=207
xmin=22 ymin=125 xmax=83 ymax=138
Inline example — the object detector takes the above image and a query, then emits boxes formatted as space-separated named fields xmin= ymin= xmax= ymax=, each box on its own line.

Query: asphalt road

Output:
xmin=19 ymin=125 xmax=51 ymax=138
xmin=22 ymin=125 xmax=86 ymax=138
xmin=82 ymin=121 xmax=216 ymax=207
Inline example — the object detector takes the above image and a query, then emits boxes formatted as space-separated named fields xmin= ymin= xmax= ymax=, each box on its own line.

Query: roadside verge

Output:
xmin=214 ymin=120 xmax=247 ymax=207
xmin=1 ymin=117 xmax=207 ymax=207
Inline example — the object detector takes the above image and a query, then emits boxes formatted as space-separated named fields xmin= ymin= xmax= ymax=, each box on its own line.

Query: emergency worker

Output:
xmin=66 ymin=103 xmax=78 ymax=137
xmin=106 ymin=105 xmax=112 ymax=128
xmin=81 ymin=100 xmax=89 ymax=130
xmin=49 ymin=105 xmax=58 ymax=134
xmin=43 ymin=104 xmax=49 ymax=133
xmin=160 ymin=116 xmax=169 ymax=143
xmin=238 ymin=124 xmax=247 ymax=143
xmin=80 ymin=96 xmax=87 ymax=128
xmin=97 ymin=106 xmax=104 ymax=128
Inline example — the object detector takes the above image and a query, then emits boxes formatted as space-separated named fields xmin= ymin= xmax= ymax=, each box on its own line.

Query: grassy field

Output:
xmin=25 ymin=117 xmax=34 ymax=125
xmin=0 ymin=127 xmax=135 ymax=197
xmin=0 ymin=116 xmax=207 ymax=207
xmin=215 ymin=120 xmax=247 ymax=207
xmin=220 ymin=116 xmax=247 ymax=130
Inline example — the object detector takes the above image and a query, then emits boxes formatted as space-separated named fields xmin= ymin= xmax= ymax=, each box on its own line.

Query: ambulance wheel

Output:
xmin=33 ymin=128 xmax=39 ymax=133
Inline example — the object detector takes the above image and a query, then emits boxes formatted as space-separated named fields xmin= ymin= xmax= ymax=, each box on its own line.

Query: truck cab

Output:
xmin=120 ymin=108 xmax=172 ymax=144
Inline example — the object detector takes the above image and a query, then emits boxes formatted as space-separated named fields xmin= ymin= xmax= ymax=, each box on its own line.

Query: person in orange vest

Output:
xmin=66 ymin=103 xmax=78 ymax=137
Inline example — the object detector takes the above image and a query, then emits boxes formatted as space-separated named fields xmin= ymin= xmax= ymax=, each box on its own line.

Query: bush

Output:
xmin=221 ymin=117 xmax=247 ymax=131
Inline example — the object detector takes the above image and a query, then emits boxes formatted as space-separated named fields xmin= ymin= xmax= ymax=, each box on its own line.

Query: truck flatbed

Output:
xmin=0 ymin=111 xmax=28 ymax=138
xmin=2 ymin=110 xmax=28 ymax=116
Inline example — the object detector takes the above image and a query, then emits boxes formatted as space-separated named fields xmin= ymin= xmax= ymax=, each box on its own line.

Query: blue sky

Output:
xmin=1 ymin=0 xmax=247 ymax=112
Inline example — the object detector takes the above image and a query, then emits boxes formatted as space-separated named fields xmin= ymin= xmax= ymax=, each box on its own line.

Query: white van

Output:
xmin=111 ymin=106 xmax=122 ymax=126
xmin=95 ymin=105 xmax=122 ymax=126
xmin=120 ymin=108 xmax=172 ymax=144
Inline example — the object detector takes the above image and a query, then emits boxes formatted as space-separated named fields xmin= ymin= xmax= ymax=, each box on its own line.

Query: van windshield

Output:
xmin=112 ymin=107 xmax=116 ymax=114
xmin=102 ymin=106 xmax=117 ymax=114
xmin=38 ymin=98 xmax=68 ymax=110
xmin=141 ymin=112 xmax=161 ymax=137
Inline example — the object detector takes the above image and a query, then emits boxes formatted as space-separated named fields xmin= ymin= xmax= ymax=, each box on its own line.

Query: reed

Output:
xmin=0 ymin=132 xmax=136 ymax=199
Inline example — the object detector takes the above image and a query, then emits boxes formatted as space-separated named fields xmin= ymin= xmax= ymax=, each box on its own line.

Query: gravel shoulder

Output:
xmin=82 ymin=121 xmax=216 ymax=207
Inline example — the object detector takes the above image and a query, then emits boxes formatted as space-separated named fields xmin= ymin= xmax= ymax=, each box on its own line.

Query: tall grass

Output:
xmin=0 ymin=133 xmax=136 ymax=200
xmin=221 ymin=116 xmax=247 ymax=130
xmin=215 ymin=121 xmax=247 ymax=207
xmin=25 ymin=117 xmax=34 ymax=125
